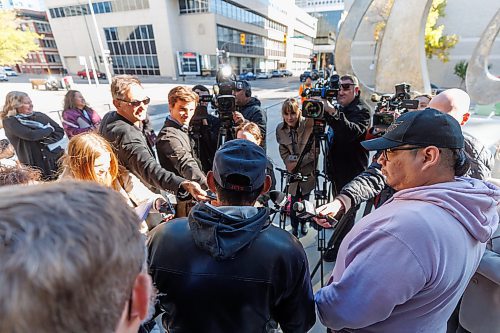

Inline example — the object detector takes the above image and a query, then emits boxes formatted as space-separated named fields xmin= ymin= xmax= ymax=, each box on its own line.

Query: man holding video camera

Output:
xmin=147 ymin=139 xmax=315 ymax=332
xmin=233 ymin=80 xmax=267 ymax=148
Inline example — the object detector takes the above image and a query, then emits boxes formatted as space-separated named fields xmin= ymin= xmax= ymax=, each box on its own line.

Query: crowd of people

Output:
xmin=0 ymin=73 xmax=499 ymax=333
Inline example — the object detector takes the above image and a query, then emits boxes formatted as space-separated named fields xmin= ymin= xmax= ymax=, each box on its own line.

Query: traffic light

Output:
xmin=240 ymin=33 xmax=246 ymax=46
xmin=283 ymin=33 xmax=287 ymax=44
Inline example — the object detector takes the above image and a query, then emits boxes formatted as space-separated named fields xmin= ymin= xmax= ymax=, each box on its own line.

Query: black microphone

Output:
xmin=293 ymin=201 xmax=338 ymax=226
xmin=269 ymin=190 xmax=287 ymax=208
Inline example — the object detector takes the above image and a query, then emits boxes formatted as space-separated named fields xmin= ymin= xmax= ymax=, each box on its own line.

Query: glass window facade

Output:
xmin=216 ymin=25 xmax=285 ymax=58
xmin=49 ymin=0 xmax=149 ymax=18
xmin=179 ymin=0 xmax=287 ymax=33
xmin=104 ymin=24 xmax=159 ymax=75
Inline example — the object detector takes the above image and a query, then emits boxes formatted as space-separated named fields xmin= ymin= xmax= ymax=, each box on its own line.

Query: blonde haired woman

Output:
xmin=276 ymin=98 xmax=317 ymax=237
xmin=60 ymin=132 xmax=171 ymax=230
xmin=1 ymin=91 xmax=64 ymax=180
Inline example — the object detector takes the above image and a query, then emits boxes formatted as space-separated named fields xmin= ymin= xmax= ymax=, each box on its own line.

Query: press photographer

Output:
xmin=190 ymin=84 xmax=220 ymax=173
xmin=310 ymin=74 xmax=370 ymax=261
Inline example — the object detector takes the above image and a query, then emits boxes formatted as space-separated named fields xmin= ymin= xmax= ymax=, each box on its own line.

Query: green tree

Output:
xmin=454 ymin=60 xmax=468 ymax=87
xmin=0 ymin=10 xmax=41 ymax=66
xmin=372 ymin=0 xmax=458 ymax=63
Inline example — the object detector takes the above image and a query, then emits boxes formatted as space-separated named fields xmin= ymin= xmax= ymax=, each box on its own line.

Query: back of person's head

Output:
xmin=235 ymin=121 xmax=263 ymax=146
xmin=428 ymin=88 xmax=471 ymax=125
xmin=0 ymin=165 xmax=41 ymax=186
xmin=0 ymin=181 xmax=149 ymax=333
xmin=62 ymin=132 xmax=119 ymax=187
xmin=63 ymin=90 xmax=84 ymax=111
xmin=191 ymin=84 xmax=210 ymax=94
xmin=1 ymin=91 xmax=29 ymax=119
xmin=209 ymin=139 xmax=269 ymax=206
xmin=111 ymin=75 xmax=142 ymax=100
xmin=168 ymin=86 xmax=199 ymax=108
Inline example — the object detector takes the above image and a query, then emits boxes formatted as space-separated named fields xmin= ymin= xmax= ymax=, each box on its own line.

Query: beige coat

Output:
xmin=276 ymin=117 xmax=318 ymax=196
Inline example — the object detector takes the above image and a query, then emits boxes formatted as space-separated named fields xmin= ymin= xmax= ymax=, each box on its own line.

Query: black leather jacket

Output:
xmin=147 ymin=203 xmax=316 ymax=333
xmin=325 ymin=97 xmax=371 ymax=194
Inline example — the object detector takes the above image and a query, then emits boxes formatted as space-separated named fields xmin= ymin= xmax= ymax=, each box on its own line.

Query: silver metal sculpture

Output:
xmin=466 ymin=9 xmax=500 ymax=105
xmin=374 ymin=0 xmax=433 ymax=94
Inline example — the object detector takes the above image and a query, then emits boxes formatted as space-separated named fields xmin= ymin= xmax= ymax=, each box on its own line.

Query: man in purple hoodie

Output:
xmin=314 ymin=108 xmax=499 ymax=332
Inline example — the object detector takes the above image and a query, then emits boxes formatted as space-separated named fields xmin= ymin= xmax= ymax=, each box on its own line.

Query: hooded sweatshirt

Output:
xmin=315 ymin=177 xmax=500 ymax=333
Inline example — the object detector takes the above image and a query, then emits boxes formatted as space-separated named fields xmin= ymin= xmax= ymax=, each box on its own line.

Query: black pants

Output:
xmin=290 ymin=190 xmax=310 ymax=229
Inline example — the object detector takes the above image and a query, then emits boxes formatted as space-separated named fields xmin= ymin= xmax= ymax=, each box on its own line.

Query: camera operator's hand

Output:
xmin=313 ymin=198 xmax=345 ymax=228
xmin=232 ymin=111 xmax=245 ymax=125
xmin=181 ymin=180 xmax=209 ymax=201
xmin=322 ymin=98 xmax=338 ymax=116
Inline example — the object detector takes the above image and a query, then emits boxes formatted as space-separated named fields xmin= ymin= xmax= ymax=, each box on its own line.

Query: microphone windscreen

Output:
xmin=292 ymin=201 xmax=305 ymax=212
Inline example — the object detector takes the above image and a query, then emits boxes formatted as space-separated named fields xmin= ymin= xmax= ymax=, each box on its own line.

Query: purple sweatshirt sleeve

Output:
xmin=314 ymin=228 xmax=427 ymax=330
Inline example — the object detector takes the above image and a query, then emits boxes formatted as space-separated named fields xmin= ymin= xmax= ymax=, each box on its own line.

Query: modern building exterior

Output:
xmin=15 ymin=9 xmax=64 ymax=74
xmin=0 ymin=0 xmax=44 ymax=11
xmin=45 ymin=0 xmax=317 ymax=77
xmin=295 ymin=0 xmax=343 ymax=71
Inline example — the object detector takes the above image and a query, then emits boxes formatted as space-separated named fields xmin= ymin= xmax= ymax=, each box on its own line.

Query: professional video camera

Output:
xmin=301 ymin=74 xmax=340 ymax=119
xmin=371 ymin=83 xmax=419 ymax=131
xmin=213 ymin=65 xmax=237 ymax=122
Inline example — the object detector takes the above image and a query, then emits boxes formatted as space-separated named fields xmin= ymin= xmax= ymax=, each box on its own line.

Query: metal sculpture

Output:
xmin=466 ymin=9 xmax=500 ymax=105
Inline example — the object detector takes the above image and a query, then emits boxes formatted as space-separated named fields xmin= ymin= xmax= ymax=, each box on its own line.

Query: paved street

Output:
xmin=1 ymin=75 xmax=499 ymax=332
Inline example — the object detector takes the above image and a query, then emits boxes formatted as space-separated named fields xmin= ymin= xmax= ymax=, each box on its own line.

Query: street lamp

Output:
xmin=88 ymin=0 xmax=112 ymax=82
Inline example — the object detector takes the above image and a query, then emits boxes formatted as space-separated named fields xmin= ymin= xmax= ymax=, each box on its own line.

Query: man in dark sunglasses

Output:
xmin=100 ymin=75 xmax=208 ymax=205
xmin=314 ymin=108 xmax=499 ymax=332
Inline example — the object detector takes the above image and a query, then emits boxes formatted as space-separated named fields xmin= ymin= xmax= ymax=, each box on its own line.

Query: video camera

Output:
xmin=213 ymin=65 xmax=237 ymax=122
xmin=301 ymin=74 xmax=340 ymax=119
xmin=371 ymin=83 xmax=419 ymax=131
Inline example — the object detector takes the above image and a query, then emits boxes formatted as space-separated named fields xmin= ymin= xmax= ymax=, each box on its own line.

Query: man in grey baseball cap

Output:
xmin=147 ymin=139 xmax=316 ymax=332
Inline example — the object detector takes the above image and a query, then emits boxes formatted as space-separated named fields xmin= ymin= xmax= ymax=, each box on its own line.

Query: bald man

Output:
xmin=317 ymin=88 xmax=494 ymax=262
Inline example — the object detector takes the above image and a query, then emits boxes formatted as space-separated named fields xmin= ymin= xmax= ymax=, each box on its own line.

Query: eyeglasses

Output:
xmin=117 ymin=97 xmax=150 ymax=107
xmin=381 ymin=146 xmax=423 ymax=161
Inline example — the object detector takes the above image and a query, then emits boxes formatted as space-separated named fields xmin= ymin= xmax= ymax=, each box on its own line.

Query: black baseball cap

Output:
xmin=361 ymin=108 xmax=464 ymax=151
xmin=235 ymin=80 xmax=251 ymax=94
xmin=213 ymin=139 xmax=267 ymax=192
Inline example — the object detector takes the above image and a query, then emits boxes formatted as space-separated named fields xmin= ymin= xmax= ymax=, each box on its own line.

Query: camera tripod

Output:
xmin=217 ymin=118 xmax=235 ymax=148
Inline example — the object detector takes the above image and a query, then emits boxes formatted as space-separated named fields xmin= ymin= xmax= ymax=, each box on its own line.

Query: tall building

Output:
xmin=45 ymin=0 xmax=317 ymax=77
xmin=15 ymin=9 xmax=64 ymax=74
xmin=0 ymin=0 xmax=44 ymax=11
xmin=295 ymin=0 xmax=343 ymax=71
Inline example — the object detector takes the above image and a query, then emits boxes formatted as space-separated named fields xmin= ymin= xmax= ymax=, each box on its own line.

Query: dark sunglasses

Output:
xmin=381 ymin=146 xmax=423 ymax=161
xmin=118 ymin=97 xmax=150 ymax=107
xmin=340 ymin=83 xmax=355 ymax=90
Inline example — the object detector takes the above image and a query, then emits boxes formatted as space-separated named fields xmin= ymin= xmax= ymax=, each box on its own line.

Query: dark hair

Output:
xmin=192 ymin=85 xmax=210 ymax=93
xmin=0 ymin=165 xmax=42 ymax=186
xmin=441 ymin=148 xmax=470 ymax=177
xmin=214 ymin=174 xmax=263 ymax=206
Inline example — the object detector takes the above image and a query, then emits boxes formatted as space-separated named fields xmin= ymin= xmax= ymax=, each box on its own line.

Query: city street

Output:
xmin=1 ymin=75 xmax=499 ymax=332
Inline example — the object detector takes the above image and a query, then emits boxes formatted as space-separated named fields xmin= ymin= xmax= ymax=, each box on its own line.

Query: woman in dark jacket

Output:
xmin=62 ymin=90 xmax=101 ymax=139
xmin=1 ymin=91 xmax=64 ymax=180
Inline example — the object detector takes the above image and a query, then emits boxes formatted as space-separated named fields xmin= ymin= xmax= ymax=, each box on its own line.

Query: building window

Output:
xmin=46 ymin=54 xmax=61 ymax=63
xmin=35 ymin=22 xmax=51 ymax=33
xmin=48 ymin=0 xmax=149 ymax=19
xmin=216 ymin=25 xmax=285 ymax=58
xmin=104 ymin=24 xmax=159 ymax=76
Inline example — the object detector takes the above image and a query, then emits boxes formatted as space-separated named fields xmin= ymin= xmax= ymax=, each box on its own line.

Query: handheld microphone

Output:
xmin=293 ymin=201 xmax=338 ymax=226
xmin=269 ymin=190 xmax=287 ymax=208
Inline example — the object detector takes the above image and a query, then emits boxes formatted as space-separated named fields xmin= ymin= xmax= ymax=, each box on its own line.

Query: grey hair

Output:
xmin=0 ymin=181 xmax=146 ymax=333
xmin=1 ymin=91 xmax=29 ymax=119
xmin=110 ymin=74 xmax=142 ymax=100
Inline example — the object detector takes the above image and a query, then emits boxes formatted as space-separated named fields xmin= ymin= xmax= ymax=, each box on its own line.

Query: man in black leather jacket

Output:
xmin=147 ymin=139 xmax=316 ymax=333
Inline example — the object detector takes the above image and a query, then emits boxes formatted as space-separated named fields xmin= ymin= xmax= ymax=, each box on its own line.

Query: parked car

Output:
xmin=77 ymin=69 xmax=106 ymax=79
xmin=271 ymin=70 xmax=283 ymax=78
xmin=256 ymin=71 xmax=272 ymax=79
xmin=0 ymin=70 xmax=8 ymax=82
xmin=300 ymin=71 xmax=312 ymax=82
xmin=3 ymin=67 xmax=18 ymax=76
xmin=239 ymin=71 xmax=256 ymax=80
xmin=430 ymin=83 xmax=446 ymax=95
xmin=280 ymin=69 xmax=292 ymax=77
